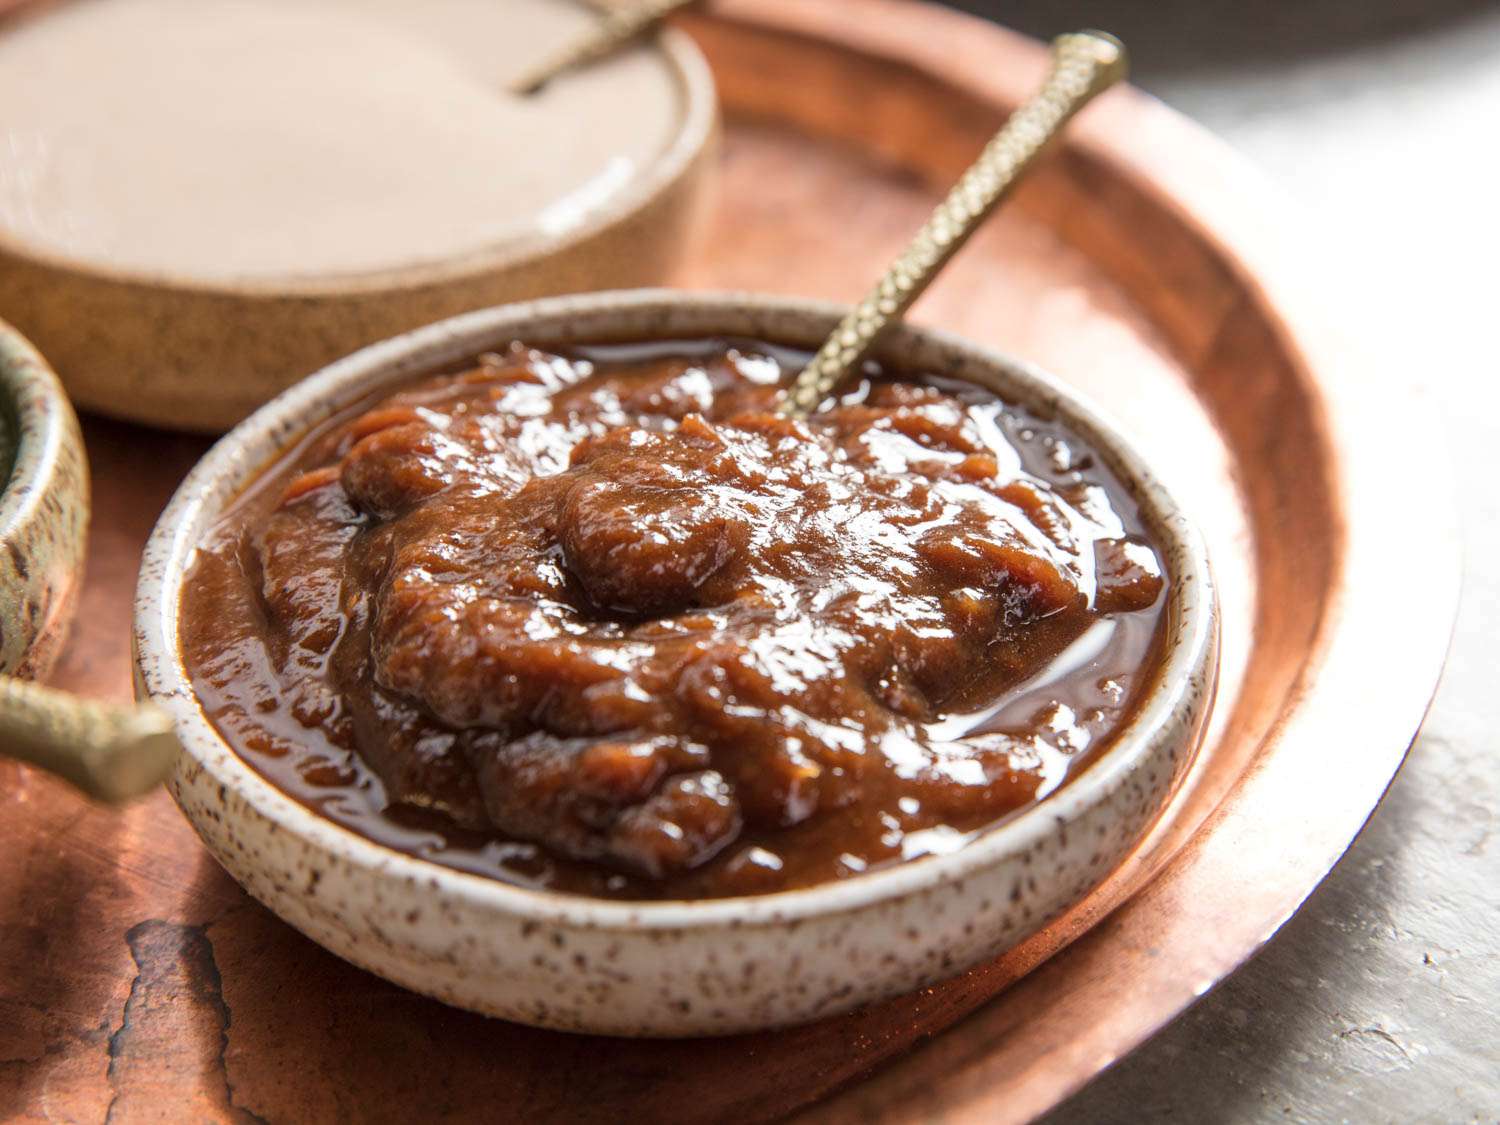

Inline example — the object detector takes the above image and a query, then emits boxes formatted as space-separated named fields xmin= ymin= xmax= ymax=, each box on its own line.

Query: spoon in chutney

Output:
xmin=780 ymin=30 xmax=1128 ymax=416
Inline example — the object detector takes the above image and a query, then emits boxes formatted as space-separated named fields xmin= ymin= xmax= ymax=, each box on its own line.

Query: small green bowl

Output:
xmin=0 ymin=319 xmax=89 ymax=678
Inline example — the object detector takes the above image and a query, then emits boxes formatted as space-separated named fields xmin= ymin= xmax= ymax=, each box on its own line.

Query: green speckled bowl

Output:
xmin=0 ymin=319 xmax=88 ymax=678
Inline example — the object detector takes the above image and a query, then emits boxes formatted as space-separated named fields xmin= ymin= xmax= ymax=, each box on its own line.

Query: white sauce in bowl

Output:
xmin=0 ymin=0 xmax=683 ymax=281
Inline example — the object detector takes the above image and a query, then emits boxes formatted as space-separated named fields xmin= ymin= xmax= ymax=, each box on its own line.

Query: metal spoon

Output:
xmin=511 ymin=0 xmax=701 ymax=96
xmin=0 ymin=675 xmax=179 ymax=802
xmin=780 ymin=30 xmax=1128 ymax=416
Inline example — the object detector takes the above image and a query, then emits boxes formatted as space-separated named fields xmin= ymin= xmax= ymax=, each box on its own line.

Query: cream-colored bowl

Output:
xmin=0 ymin=318 xmax=88 ymax=679
xmin=134 ymin=291 xmax=1218 ymax=1037
xmin=0 ymin=16 xmax=716 ymax=434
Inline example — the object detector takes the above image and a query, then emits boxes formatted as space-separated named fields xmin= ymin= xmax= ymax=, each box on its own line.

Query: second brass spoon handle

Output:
xmin=781 ymin=31 xmax=1128 ymax=417
xmin=0 ymin=676 xmax=180 ymax=803
xmin=511 ymin=0 xmax=702 ymax=95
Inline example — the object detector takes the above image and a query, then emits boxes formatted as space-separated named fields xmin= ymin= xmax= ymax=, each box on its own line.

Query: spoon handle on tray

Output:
xmin=781 ymin=30 xmax=1128 ymax=416
xmin=0 ymin=676 xmax=180 ymax=802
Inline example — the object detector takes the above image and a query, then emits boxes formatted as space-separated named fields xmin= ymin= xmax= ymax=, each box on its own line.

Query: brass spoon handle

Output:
xmin=511 ymin=0 xmax=702 ymax=95
xmin=0 ymin=676 xmax=180 ymax=802
xmin=781 ymin=31 xmax=1128 ymax=417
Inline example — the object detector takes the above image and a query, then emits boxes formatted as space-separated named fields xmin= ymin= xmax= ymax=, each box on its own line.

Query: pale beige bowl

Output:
xmin=0 ymin=319 xmax=88 ymax=679
xmin=134 ymin=291 xmax=1218 ymax=1037
xmin=0 ymin=25 xmax=716 ymax=434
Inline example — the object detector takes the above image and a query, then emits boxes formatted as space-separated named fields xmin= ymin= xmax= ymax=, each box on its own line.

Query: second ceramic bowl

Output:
xmin=0 ymin=318 xmax=88 ymax=680
xmin=0 ymin=8 xmax=717 ymax=433
xmin=134 ymin=291 xmax=1217 ymax=1036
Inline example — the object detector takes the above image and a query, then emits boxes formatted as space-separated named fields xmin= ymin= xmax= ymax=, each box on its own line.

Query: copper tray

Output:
xmin=0 ymin=1 xmax=1457 ymax=1121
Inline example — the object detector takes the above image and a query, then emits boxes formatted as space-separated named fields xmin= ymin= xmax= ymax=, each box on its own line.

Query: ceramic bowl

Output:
xmin=0 ymin=318 xmax=88 ymax=679
xmin=134 ymin=291 xmax=1218 ymax=1037
xmin=0 ymin=18 xmax=717 ymax=434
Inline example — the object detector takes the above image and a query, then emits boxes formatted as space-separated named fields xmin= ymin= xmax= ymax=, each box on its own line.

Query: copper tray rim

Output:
xmin=704 ymin=0 xmax=1460 ymax=1117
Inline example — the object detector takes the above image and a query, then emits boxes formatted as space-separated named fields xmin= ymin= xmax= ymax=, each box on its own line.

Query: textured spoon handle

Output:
xmin=781 ymin=31 xmax=1128 ymax=416
xmin=0 ymin=676 xmax=180 ymax=802
xmin=511 ymin=0 xmax=702 ymax=94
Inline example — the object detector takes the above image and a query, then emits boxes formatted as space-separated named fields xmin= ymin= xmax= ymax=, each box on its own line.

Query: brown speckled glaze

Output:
xmin=0 ymin=318 xmax=88 ymax=680
xmin=134 ymin=292 xmax=1218 ymax=1036
xmin=0 ymin=25 xmax=717 ymax=435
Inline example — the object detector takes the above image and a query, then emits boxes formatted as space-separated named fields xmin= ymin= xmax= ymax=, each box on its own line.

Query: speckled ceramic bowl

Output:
xmin=134 ymin=291 xmax=1217 ymax=1037
xmin=0 ymin=16 xmax=717 ymax=434
xmin=0 ymin=319 xmax=88 ymax=680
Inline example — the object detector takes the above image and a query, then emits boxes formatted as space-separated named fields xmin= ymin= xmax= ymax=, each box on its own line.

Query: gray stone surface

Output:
xmin=943 ymin=2 xmax=1500 ymax=1120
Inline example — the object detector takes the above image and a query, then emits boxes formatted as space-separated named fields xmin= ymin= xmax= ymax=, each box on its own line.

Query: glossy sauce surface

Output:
xmin=181 ymin=341 xmax=1167 ymax=899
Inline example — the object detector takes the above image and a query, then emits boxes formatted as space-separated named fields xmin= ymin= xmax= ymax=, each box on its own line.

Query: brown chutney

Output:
xmin=180 ymin=339 xmax=1168 ymax=900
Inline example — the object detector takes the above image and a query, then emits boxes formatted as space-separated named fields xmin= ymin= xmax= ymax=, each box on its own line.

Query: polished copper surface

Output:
xmin=0 ymin=1 xmax=1457 ymax=1121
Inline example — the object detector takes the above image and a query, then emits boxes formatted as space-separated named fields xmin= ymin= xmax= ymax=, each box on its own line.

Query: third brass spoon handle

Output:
xmin=781 ymin=31 xmax=1128 ymax=417
xmin=0 ymin=676 xmax=180 ymax=803
xmin=511 ymin=0 xmax=702 ymax=95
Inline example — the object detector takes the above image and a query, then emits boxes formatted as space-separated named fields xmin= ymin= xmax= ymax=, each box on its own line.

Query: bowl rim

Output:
xmin=0 ymin=317 xmax=73 ymax=556
xmin=0 ymin=10 xmax=717 ymax=297
xmin=134 ymin=288 xmax=1217 ymax=932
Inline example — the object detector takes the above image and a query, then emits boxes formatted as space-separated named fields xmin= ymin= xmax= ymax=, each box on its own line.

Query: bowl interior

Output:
xmin=0 ymin=375 xmax=16 ymax=495
xmin=0 ymin=327 xmax=36 ymax=506
xmin=0 ymin=320 xmax=66 ymax=534
xmin=136 ymin=290 xmax=1216 ymax=927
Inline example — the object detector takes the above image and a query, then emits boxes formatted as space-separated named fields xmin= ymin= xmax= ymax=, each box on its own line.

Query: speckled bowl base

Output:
xmin=135 ymin=291 xmax=1218 ymax=1037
